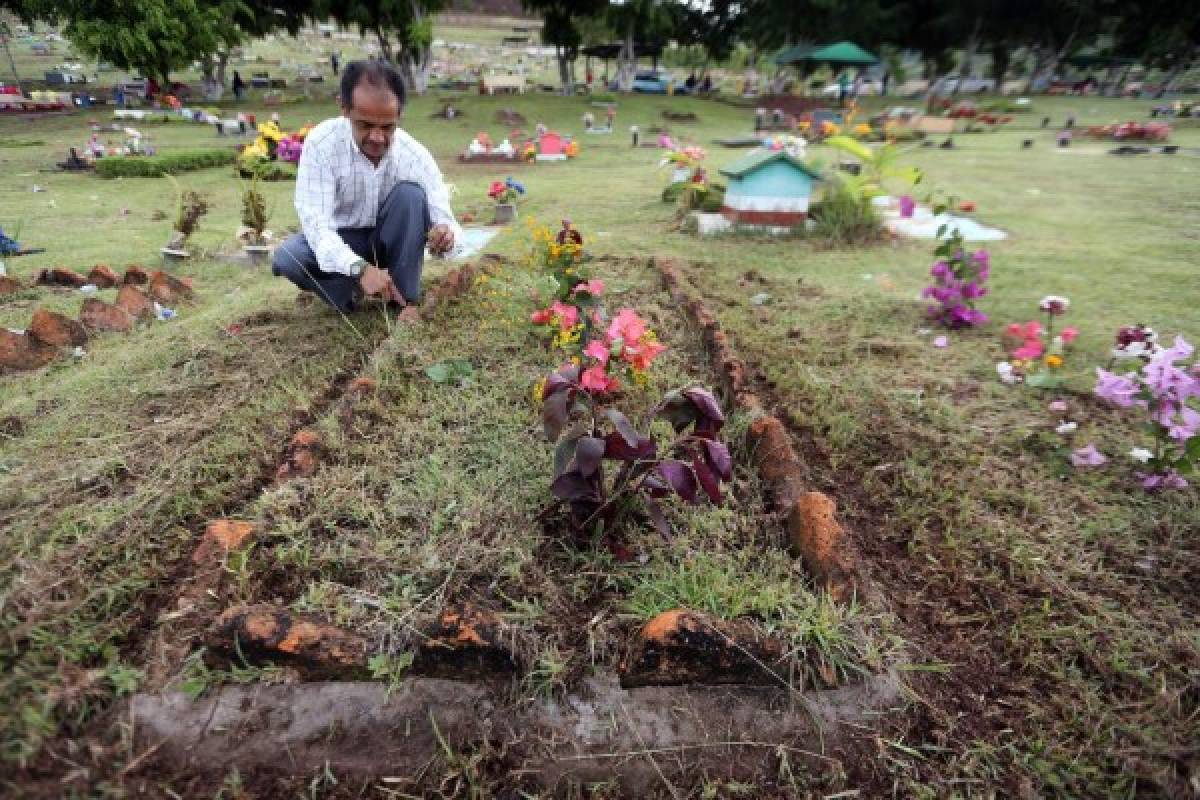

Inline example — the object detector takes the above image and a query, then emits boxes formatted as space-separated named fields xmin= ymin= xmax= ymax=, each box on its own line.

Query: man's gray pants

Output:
xmin=272 ymin=181 xmax=431 ymax=312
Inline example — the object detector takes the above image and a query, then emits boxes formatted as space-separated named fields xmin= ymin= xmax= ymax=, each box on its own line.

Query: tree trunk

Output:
xmin=2 ymin=23 xmax=25 ymax=96
xmin=217 ymin=50 xmax=230 ymax=89
xmin=990 ymin=41 xmax=1010 ymax=92
xmin=1156 ymin=47 xmax=1196 ymax=98
xmin=954 ymin=17 xmax=983 ymax=97
xmin=557 ymin=47 xmax=572 ymax=95
xmin=375 ymin=28 xmax=394 ymax=64
xmin=1025 ymin=43 xmax=1053 ymax=94
xmin=923 ymin=57 xmax=941 ymax=111
xmin=618 ymin=18 xmax=635 ymax=92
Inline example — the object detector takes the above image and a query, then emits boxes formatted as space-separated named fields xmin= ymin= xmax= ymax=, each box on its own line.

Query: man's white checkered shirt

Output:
xmin=295 ymin=116 xmax=463 ymax=276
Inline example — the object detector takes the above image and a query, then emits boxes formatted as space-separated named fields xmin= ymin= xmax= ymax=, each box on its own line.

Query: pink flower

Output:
xmin=1060 ymin=326 xmax=1079 ymax=344
xmin=1070 ymin=444 xmax=1108 ymax=468
xmin=607 ymin=308 xmax=647 ymax=344
xmin=1005 ymin=323 xmax=1023 ymax=338
xmin=581 ymin=365 xmax=617 ymax=393
xmin=583 ymin=338 xmax=610 ymax=365
xmin=550 ymin=301 xmax=579 ymax=331
xmin=572 ymin=279 xmax=605 ymax=297
xmin=1022 ymin=321 xmax=1043 ymax=339
xmin=622 ymin=339 xmax=667 ymax=371
xmin=530 ymin=308 xmax=553 ymax=325
xmin=1012 ymin=341 xmax=1044 ymax=360
xmin=932 ymin=336 xmax=949 ymax=348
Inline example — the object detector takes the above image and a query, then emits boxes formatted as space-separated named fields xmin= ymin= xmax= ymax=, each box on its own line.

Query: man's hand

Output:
xmin=359 ymin=264 xmax=395 ymax=299
xmin=427 ymin=223 xmax=455 ymax=255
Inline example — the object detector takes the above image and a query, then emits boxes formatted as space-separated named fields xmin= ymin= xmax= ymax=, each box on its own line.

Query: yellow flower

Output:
xmin=1045 ymin=355 xmax=1064 ymax=369
xmin=531 ymin=378 xmax=546 ymax=403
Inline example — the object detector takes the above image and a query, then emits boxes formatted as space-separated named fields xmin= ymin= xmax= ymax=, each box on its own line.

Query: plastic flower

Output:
xmin=607 ymin=308 xmax=647 ymax=344
xmin=580 ymin=365 xmax=617 ymax=393
xmin=996 ymin=362 xmax=1019 ymax=385
xmin=1012 ymin=341 xmax=1045 ymax=360
xmin=530 ymin=308 xmax=553 ymax=325
xmin=572 ymin=279 xmax=604 ymax=297
xmin=505 ymin=176 xmax=526 ymax=194
xmin=1060 ymin=326 xmax=1079 ymax=344
xmin=1039 ymin=295 xmax=1069 ymax=314
xmin=622 ymin=339 xmax=667 ymax=371
xmin=1045 ymin=354 xmax=1064 ymax=369
xmin=583 ymin=339 xmax=610 ymax=365
xmin=1070 ymin=444 xmax=1108 ymax=467
xmin=1128 ymin=447 xmax=1154 ymax=463
xmin=550 ymin=301 xmax=579 ymax=331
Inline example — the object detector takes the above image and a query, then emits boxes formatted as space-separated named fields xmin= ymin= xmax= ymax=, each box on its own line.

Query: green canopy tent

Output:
xmin=774 ymin=41 xmax=880 ymax=68
xmin=771 ymin=41 xmax=880 ymax=96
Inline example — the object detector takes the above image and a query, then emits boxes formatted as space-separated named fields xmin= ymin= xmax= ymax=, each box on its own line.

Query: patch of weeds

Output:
xmin=425 ymin=358 xmax=476 ymax=387
xmin=368 ymin=652 xmax=415 ymax=696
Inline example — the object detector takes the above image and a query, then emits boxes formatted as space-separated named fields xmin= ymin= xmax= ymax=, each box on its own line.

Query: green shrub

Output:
xmin=237 ymin=160 xmax=297 ymax=181
xmin=808 ymin=176 xmax=882 ymax=245
xmin=95 ymin=149 xmax=237 ymax=178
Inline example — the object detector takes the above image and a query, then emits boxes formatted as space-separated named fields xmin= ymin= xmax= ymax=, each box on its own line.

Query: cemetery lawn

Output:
xmin=1 ymin=89 xmax=1198 ymax=796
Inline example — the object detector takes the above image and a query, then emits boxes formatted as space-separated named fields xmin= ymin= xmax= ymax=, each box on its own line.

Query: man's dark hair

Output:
xmin=339 ymin=61 xmax=406 ymax=109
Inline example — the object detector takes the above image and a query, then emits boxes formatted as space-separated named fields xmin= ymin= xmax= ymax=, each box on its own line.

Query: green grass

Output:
xmin=0 ymin=80 xmax=1197 ymax=796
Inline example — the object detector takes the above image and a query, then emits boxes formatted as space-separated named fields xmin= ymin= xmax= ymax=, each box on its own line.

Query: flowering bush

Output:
xmin=488 ymin=176 xmax=525 ymax=204
xmin=1094 ymin=335 xmax=1199 ymax=490
xmin=996 ymin=297 xmax=1079 ymax=387
xmin=541 ymin=373 xmax=732 ymax=538
xmin=922 ymin=229 xmax=989 ymax=329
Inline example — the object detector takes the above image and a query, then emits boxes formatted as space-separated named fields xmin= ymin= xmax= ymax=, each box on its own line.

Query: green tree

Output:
xmin=1115 ymin=0 xmax=1199 ymax=96
xmin=523 ymin=0 xmax=609 ymax=94
xmin=322 ymin=0 xmax=445 ymax=94
xmin=45 ymin=0 xmax=242 ymax=86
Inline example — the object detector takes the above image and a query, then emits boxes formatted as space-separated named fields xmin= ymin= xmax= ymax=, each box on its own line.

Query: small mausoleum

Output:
xmin=718 ymin=150 xmax=820 ymax=227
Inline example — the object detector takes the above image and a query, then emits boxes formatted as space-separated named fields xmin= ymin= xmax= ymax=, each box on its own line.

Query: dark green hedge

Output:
xmin=95 ymin=149 xmax=237 ymax=178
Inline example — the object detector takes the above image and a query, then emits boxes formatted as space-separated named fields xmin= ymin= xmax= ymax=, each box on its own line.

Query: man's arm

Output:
xmin=410 ymin=144 xmax=464 ymax=254
xmin=295 ymin=142 xmax=363 ymax=277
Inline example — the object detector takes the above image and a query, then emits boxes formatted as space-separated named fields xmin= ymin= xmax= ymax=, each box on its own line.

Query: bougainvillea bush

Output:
xmin=1094 ymin=334 xmax=1200 ymax=490
xmin=922 ymin=228 xmax=990 ymax=329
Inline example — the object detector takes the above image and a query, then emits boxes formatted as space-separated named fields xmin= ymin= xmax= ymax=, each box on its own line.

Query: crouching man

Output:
xmin=273 ymin=61 xmax=461 ymax=311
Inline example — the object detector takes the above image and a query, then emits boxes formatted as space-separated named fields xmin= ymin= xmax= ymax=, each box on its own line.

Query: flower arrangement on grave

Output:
xmin=565 ymin=139 xmax=580 ymax=158
xmin=1086 ymin=121 xmax=1171 ymax=141
xmin=661 ymin=145 xmax=706 ymax=184
xmin=522 ymin=140 xmax=537 ymax=162
xmin=520 ymin=223 xmax=727 ymax=543
xmin=921 ymin=228 xmax=989 ymax=329
xmin=488 ymin=176 xmax=524 ymax=205
xmin=995 ymin=299 xmax=1080 ymax=387
xmin=1093 ymin=334 xmax=1199 ymax=490
xmin=240 ymin=120 xmax=310 ymax=174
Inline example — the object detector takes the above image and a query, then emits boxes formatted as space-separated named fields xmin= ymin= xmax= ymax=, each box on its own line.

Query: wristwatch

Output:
xmin=349 ymin=258 xmax=367 ymax=278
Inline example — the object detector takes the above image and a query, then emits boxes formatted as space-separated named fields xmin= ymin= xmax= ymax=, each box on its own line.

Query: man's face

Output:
xmin=344 ymin=85 xmax=400 ymax=163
